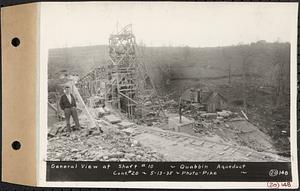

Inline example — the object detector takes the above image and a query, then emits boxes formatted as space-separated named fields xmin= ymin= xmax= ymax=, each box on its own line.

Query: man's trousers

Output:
xmin=64 ymin=107 xmax=80 ymax=129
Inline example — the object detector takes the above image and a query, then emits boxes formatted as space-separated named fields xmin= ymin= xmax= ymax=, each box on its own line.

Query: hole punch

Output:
xmin=11 ymin=37 xmax=20 ymax=47
xmin=11 ymin=141 xmax=21 ymax=150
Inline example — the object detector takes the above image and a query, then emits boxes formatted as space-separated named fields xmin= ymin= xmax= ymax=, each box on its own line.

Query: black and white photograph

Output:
xmin=41 ymin=1 xmax=298 ymax=187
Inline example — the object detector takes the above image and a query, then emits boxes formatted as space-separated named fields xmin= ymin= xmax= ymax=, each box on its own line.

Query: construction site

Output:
xmin=47 ymin=25 xmax=290 ymax=162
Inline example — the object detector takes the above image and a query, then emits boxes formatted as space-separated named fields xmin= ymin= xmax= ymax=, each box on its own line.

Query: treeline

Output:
xmin=48 ymin=41 xmax=290 ymax=106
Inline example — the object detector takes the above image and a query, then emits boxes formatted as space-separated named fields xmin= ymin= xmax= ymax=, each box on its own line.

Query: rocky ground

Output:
xmin=47 ymin=118 xmax=289 ymax=162
xmin=47 ymin=123 xmax=165 ymax=161
xmin=47 ymin=101 xmax=289 ymax=162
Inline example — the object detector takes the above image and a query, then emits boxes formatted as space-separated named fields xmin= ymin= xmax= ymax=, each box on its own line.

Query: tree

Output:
xmin=238 ymin=43 xmax=270 ymax=109
xmin=272 ymin=44 xmax=290 ymax=106
xmin=222 ymin=47 xmax=233 ymax=85
xmin=239 ymin=44 xmax=255 ymax=109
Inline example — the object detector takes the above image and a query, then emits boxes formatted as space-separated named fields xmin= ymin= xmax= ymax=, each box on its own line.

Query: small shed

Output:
xmin=203 ymin=92 xmax=227 ymax=113
xmin=181 ymin=88 xmax=203 ymax=103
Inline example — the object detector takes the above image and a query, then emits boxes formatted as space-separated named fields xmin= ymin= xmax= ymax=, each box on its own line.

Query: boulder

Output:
xmin=109 ymin=151 xmax=125 ymax=158
xmin=71 ymin=148 xmax=79 ymax=153
xmin=200 ymin=113 xmax=217 ymax=119
xmin=125 ymin=153 xmax=135 ymax=159
xmin=104 ymin=115 xmax=122 ymax=124
xmin=118 ymin=121 xmax=136 ymax=128
xmin=217 ymin=110 xmax=232 ymax=118
xmin=95 ymin=107 xmax=110 ymax=118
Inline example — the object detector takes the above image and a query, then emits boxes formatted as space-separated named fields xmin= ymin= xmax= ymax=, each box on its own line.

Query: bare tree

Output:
xmin=239 ymin=43 xmax=270 ymax=109
xmin=272 ymin=44 xmax=290 ymax=106
xmin=239 ymin=45 xmax=255 ymax=109
xmin=222 ymin=47 xmax=232 ymax=85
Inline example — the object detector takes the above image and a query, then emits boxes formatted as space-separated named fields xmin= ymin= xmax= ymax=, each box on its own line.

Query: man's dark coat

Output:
xmin=59 ymin=94 xmax=77 ymax=110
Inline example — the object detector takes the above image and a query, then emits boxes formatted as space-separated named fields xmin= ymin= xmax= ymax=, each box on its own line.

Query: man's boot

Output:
xmin=65 ymin=124 xmax=72 ymax=132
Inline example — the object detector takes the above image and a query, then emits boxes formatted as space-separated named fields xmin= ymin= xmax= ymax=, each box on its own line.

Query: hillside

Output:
xmin=48 ymin=45 xmax=109 ymax=78
xmin=48 ymin=41 xmax=290 ymax=91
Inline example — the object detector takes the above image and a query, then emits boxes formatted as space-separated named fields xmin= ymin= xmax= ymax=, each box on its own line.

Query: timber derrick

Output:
xmin=77 ymin=66 xmax=108 ymax=103
xmin=76 ymin=24 xmax=165 ymax=123
xmin=106 ymin=24 xmax=138 ymax=117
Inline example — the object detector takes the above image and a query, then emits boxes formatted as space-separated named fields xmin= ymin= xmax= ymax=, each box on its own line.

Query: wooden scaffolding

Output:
xmin=105 ymin=24 xmax=138 ymax=118
xmin=77 ymin=24 xmax=165 ymax=122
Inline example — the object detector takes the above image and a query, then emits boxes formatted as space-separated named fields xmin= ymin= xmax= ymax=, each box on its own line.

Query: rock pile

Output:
xmin=47 ymin=124 xmax=164 ymax=161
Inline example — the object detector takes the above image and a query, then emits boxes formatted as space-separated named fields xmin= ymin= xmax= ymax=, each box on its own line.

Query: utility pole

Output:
xmin=228 ymin=62 xmax=231 ymax=84
xmin=242 ymin=52 xmax=253 ymax=110
xmin=221 ymin=47 xmax=231 ymax=85
xmin=242 ymin=57 xmax=247 ymax=109
xmin=179 ymin=97 xmax=182 ymax=123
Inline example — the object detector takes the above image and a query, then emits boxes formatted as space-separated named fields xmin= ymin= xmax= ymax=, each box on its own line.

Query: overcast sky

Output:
xmin=41 ymin=2 xmax=298 ymax=48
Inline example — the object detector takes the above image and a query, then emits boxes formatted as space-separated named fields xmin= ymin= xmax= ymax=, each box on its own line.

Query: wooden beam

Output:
xmin=48 ymin=102 xmax=65 ymax=119
xmin=241 ymin=110 xmax=249 ymax=120
xmin=118 ymin=92 xmax=138 ymax=104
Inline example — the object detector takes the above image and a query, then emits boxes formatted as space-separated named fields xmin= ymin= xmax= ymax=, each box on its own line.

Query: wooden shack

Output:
xmin=203 ymin=92 xmax=227 ymax=113
xmin=181 ymin=88 xmax=202 ymax=103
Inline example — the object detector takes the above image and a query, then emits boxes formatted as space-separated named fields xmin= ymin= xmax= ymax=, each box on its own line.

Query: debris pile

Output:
xmin=47 ymin=122 xmax=164 ymax=161
xmin=162 ymin=98 xmax=277 ymax=154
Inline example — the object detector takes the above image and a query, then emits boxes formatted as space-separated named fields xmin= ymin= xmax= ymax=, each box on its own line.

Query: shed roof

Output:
xmin=202 ymin=91 xmax=227 ymax=103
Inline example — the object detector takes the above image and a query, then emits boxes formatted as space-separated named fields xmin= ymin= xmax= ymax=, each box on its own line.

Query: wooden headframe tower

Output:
xmin=77 ymin=24 xmax=165 ymax=121
xmin=105 ymin=24 xmax=138 ymax=117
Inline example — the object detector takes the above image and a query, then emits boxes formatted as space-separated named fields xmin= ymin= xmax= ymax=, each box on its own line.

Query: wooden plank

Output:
xmin=118 ymin=92 xmax=138 ymax=104
xmin=48 ymin=102 xmax=65 ymax=119
xmin=73 ymin=84 xmax=102 ymax=132
xmin=241 ymin=110 xmax=249 ymax=120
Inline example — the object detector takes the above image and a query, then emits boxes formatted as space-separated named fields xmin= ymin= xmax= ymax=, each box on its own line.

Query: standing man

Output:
xmin=59 ymin=85 xmax=81 ymax=131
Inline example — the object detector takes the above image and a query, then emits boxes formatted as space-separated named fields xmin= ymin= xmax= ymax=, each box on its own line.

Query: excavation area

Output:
xmin=47 ymin=25 xmax=290 ymax=162
xmin=47 ymin=101 xmax=288 ymax=162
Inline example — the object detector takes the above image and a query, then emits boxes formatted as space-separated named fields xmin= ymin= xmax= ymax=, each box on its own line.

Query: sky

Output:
xmin=41 ymin=2 xmax=298 ymax=48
